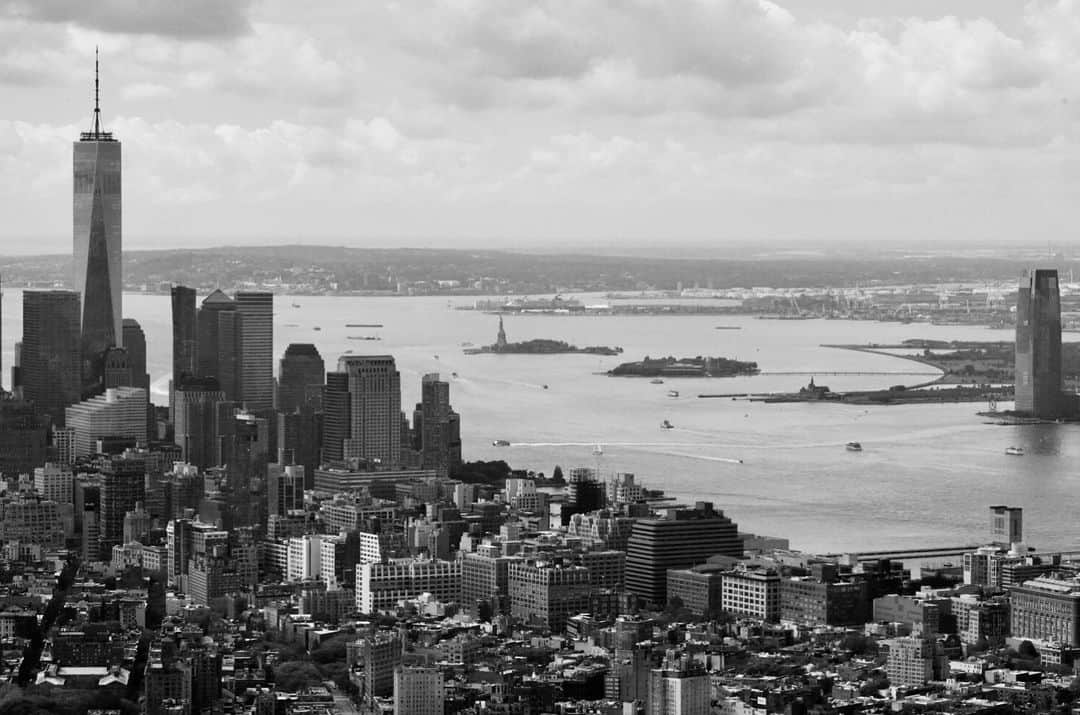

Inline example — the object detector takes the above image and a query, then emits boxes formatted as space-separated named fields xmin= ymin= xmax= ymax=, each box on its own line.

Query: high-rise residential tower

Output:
xmin=22 ymin=291 xmax=82 ymax=426
xmin=74 ymin=50 xmax=122 ymax=384
xmin=235 ymin=292 xmax=273 ymax=412
xmin=277 ymin=343 xmax=325 ymax=413
xmin=1015 ymin=269 xmax=1064 ymax=419
xmin=323 ymin=355 xmax=401 ymax=467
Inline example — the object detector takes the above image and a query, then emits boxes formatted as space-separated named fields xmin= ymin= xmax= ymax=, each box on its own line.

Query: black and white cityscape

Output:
xmin=4 ymin=3 xmax=1080 ymax=715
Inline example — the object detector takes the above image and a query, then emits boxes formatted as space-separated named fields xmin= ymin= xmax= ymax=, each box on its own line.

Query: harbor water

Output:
xmin=4 ymin=291 xmax=1069 ymax=555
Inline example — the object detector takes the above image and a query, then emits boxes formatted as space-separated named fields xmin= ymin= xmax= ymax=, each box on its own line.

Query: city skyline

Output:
xmin=9 ymin=7 xmax=1080 ymax=715
xmin=0 ymin=1 xmax=1078 ymax=252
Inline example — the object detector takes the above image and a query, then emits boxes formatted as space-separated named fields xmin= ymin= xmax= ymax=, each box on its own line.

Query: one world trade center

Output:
xmin=73 ymin=49 xmax=122 ymax=393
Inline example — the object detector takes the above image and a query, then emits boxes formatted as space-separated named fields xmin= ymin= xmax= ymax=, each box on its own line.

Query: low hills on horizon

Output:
xmin=0 ymin=243 xmax=1076 ymax=294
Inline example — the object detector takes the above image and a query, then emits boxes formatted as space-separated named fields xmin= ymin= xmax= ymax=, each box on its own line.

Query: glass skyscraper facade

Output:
xmin=74 ymin=112 xmax=122 ymax=389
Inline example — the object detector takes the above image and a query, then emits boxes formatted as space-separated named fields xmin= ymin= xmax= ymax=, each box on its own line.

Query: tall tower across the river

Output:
xmin=1015 ymin=269 xmax=1063 ymax=419
xmin=73 ymin=48 xmax=122 ymax=387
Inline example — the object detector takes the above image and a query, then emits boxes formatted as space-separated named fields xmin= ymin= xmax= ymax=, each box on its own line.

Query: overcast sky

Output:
xmin=1 ymin=0 xmax=1078 ymax=254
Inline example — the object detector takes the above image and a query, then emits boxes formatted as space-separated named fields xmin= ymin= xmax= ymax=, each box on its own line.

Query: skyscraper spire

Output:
xmin=93 ymin=46 xmax=101 ymax=137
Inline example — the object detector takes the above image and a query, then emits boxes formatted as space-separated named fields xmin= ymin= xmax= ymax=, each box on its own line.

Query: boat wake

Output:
xmin=510 ymin=441 xmax=733 ymax=448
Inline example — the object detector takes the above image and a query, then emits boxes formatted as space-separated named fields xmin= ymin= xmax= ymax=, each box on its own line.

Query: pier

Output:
xmin=759 ymin=370 xmax=940 ymax=377
xmin=823 ymin=545 xmax=979 ymax=563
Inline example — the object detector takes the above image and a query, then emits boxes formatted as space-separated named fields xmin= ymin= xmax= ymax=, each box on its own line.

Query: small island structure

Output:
xmin=608 ymin=355 xmax=759 ymax=378
xmin=464 ymin=316 xmax=623 ymax=356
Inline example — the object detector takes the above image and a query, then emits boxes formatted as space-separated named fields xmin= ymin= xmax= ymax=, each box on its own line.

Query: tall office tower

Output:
xmin=990 ymin=505 xmax=1023 ymax=546
xmin=102 ymin=346 xmax=133 ymax=388
xmin=235 ymin=292 xmax=274 ymax=412
xmin=196 ymin=290 xmax=240 ymax=400
xmin=122 ymin=319 xmax=149 ymax=392
xmin=625 ymin=502 xmax=743 ymax=608
xmin=173 ymin=378 xmax=225 ymax=470
xmin=278 ymin=409 xmax=322 ymax=489
xmin=171 ymin=286 xmax=198 ymax=383
xmin=267 ymin=450 xmax=305 ymax=517
xmin=414 ymin=373 xmax=460 ymax=478
xmin=322 ymin=371 xmax=349 ymax=463
xmin=0 ymin=396 xmax=48 ymax=477
xmin=98 ymin=453 xmax=146 ymax=556
xmin=65 ymin=386 xmax=147 ymax=456
xmin=22 ymin=290 xmax=82 ymax=426
xmin=323 ymin=356 xmax=401 ymax=468
xmin=1016 ymin=269 xmax=1063 ymax=419
xmin=74 ymin=52 xmax=122 ymax=388
xmin=277 ymin=343 xmax=325 ymax=413
xmin=10 ymin=341 xmax=20 ymax=396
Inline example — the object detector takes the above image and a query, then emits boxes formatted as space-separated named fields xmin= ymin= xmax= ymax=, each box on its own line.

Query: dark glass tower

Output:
xmin=197 ymin=290 xmax=240 ymax=401
xmin=277 ymin=343 xmax=325 ymax=413
xmin=173 ymin=377 xmax=226 ymax=470
xmin=98 ymin=453 xmax=146 ymax=556
xmin=235 ymin=292 xmax=274 ymax=413
xmin=171 ymin=285 xmax=198 ymax=385
xmin=321 ymin=371 xmax=350 ymax=463
xmin=1015 ymin=269 xmax=1063 ymax=419
xmin=22 ymin=291 xmax=82 ymax=426
xmin=122 ymin=318 xmax=149 ymax=392
xmin=74 ymin=51 xmax=122 ymax=390
xmin=415 ymin=373 xmax=460 ymax=477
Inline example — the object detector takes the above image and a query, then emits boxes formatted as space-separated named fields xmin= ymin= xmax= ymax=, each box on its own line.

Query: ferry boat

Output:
xmin=493 ymin=440 xmax=510 ymax=447
xmin=1005 ymin=446 xmax=1024 ymax=456
xmin=650 ymin=379 xmax=664 ymax=385
xmin=667 ymin=390 xmax=679 ymax=398
xmin=661 ymin=420 xmax=674 ymax=430
xmin=845 ymin=441 xmax=862 ymax=452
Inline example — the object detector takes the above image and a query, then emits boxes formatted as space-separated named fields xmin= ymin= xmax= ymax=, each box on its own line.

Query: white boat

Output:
xmin=592 ymin=444 xmax=604 ymax=456
xmin=1005 ymin=446 xmax=1024 ymax=456
xmin=493 ymin=440 xmax=510 ymax=447
xmin=667 ymin=390 xmax=679 ymax=398
xmin=846 ymin=441 xmax=862 ymax=452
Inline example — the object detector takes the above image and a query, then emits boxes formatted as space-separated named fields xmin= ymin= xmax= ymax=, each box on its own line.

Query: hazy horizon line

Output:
xmin=0 ymin=237 xmax=1072 ymax=261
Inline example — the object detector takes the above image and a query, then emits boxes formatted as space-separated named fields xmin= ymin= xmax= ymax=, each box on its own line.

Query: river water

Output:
xmin=4 ymin=291 xmax=1071 ymax=555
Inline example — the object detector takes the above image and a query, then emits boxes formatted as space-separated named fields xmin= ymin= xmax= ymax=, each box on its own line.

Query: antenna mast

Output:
xmin=93 ymin=46 xmax=101 ymax=137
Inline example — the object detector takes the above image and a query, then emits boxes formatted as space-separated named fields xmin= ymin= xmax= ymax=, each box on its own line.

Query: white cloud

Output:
xmin=1 ymin=0 xmax=1080 ymax=247
xmin=0 ymin=0 xmax=255 ymax=38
